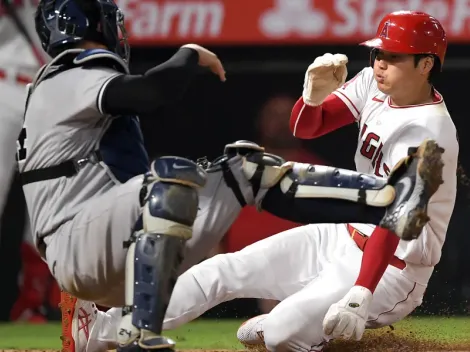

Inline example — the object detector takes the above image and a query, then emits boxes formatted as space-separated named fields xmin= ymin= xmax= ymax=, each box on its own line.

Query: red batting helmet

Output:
xmin=360 ymin=11 xmax=447 ymax=68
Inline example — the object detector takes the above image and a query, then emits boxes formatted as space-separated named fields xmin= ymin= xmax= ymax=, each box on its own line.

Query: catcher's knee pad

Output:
xmin=118 ymin=157 xmax=206 ymax=348
xmin=142 ymin=156 xmax=207 ymax=235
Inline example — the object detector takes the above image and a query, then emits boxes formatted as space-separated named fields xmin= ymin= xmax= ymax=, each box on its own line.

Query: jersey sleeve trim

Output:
xmin=333 ymin=90 xmax=360 ymax=120
xmin=292 ymin=102 xmax=308 ymax=137
xmin=97 ymin=74 xmax=122 ymax=115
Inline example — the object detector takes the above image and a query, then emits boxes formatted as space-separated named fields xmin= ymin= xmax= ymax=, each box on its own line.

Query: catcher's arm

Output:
xmin=101 ymin=44 xmax=224 ymax=116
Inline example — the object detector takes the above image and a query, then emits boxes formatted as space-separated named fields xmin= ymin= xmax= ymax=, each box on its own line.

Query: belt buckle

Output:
xmin=74 ymin=152 xmax=101 ymax=170
xmin=74 ymin=157 xmax=88 ymax=171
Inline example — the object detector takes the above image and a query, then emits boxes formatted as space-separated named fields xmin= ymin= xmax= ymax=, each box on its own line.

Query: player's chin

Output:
xmin=376 ymin=82 xmax=391 ymax=94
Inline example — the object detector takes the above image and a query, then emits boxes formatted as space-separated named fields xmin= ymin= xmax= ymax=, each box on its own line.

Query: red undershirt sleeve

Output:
xmin=289 ymin=94 xmax=355 ymax=139
xmin=355 ymin=227 xmax=400 ymax=293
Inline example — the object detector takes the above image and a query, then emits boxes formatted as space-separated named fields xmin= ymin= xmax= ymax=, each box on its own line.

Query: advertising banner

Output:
xmin=119 ymin=0 xmax=470 ymax=45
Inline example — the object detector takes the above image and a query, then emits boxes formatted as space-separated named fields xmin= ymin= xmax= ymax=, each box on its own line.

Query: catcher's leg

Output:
xmin=117 ymin=157 xmax=206 ymax=352
xmin=253 ymin=139 xmax=444 ymax=240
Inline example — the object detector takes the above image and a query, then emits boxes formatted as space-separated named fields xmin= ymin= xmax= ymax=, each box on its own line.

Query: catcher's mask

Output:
xmin=35 ymin=0 xmax=130 ymax=62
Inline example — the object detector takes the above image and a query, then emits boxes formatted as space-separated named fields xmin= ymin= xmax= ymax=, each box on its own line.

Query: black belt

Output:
xmin=20 ymin=151 xmax=102 ymax=185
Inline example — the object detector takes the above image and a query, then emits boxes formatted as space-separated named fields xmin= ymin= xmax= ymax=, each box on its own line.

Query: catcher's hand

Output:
xmin=322 ymin=285 xmax=372 ymax=341
xmin=181 ymin=43 xmax=226 ymax=82
xmin=303 ymin=53 xmax=348 ymax=106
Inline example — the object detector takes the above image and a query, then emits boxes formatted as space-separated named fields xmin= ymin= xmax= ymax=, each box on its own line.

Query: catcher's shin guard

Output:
xmin=258 ymin=161 xmax=393 ymax=225
xmin=117 ymin=157 xmax=206 ymax=352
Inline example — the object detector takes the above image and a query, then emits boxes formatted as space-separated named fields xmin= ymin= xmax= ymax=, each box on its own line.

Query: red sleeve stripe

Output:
xmin=292 ymin=102 xmax=307 ymax=137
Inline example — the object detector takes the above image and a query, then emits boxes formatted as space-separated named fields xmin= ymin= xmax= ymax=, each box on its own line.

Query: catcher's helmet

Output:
xmin=35 ymin=0 xmax=130 ymax=61
xmin=360 ymin=11 xmax=447 ymax=68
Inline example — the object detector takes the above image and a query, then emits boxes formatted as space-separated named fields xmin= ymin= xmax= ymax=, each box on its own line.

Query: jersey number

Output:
xmin=16 ymin=127 xmax=27 ymax=161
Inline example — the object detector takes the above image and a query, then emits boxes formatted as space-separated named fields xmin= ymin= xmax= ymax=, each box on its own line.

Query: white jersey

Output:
xmin=0 ymin=0 xmax=48 ymax=76
xmin=334 ymin=67 xmax=459 ymax=284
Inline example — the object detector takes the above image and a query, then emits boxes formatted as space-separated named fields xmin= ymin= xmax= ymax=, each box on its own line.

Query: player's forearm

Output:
xmin=355 ymin=227 xmax=400 ymax=293
xmin=100 ymin=48 xmax=199 ymax=115
xmin=289 ymin=94 xmax=355 ymax=139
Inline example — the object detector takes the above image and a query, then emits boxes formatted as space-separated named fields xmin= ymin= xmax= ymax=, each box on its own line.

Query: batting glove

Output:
xmin=302 ymin=53 xmax=348 ymax=106
xmin=322 ymin=285 xmax=372 ymax=341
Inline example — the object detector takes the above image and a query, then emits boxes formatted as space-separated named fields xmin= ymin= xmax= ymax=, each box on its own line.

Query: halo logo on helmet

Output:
xmin=379 ymin=21 xmax=390 ymax=39
xmin=35 ymin=0 xmax=130 ymax=62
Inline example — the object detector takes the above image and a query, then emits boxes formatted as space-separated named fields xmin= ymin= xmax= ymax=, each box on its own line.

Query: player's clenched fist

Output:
xmin=303 ymin=53 xmax=348 ymax=106
xmin=322 ymin=285 xmax=372 ymax=341
xmin=181 ymin=43 xmax=226 ymax=82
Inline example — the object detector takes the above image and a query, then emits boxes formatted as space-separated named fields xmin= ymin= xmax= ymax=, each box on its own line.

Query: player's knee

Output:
xmin=163 ymin=271 xmax=207 ymax=329
xmin=142 ymin=156 xmax=207 ymax=234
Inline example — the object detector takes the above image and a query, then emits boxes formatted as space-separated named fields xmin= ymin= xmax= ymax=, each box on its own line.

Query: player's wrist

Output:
xmin=351 ymin=285 xmax=373 ymax=297
xmin=301 ymin=95 xmax=322 ymax=107
xmin=302 ymin=88 xmax=325 ymax=107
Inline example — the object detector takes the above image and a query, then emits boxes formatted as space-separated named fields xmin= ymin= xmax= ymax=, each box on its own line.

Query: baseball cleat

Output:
xmin=237 ymin=314 xmax=267 ymax=350
xmin=380 ymin=139 xmax=445 ymax=241
xmin=60 ymin=291 xmax=108 ymax=352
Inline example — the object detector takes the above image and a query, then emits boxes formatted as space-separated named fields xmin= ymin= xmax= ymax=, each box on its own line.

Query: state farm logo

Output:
xmin=260 ymin=0 xmax=327 ymax=37
xmin=117 ymin=0 xmax=470 ymax=43
xmin=258 ymin=0 xmax=470 ymax=39
xmin=118 ymin=0 xmax=224 ymax=38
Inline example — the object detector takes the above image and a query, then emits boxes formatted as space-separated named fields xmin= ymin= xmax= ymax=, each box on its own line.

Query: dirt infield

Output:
xmin=3 ymin=331 xmax=470 ymax=352
xmin=3 ymin=338 xmax=470 ymax=352
xmin=324 ymin=334 xmax=470 ymax=351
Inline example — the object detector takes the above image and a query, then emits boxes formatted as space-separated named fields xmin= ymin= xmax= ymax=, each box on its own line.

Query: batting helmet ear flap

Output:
xmin=369 ymin=48 xmax=378 ymax=67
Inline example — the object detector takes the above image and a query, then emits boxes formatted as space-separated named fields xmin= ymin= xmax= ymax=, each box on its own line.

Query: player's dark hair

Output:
xmin=413 ymin=54 xmax=441 ymax=84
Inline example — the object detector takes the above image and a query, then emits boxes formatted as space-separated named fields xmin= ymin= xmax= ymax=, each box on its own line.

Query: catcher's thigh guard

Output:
xmin=118 ymin=157 xmax=206 ymax=351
